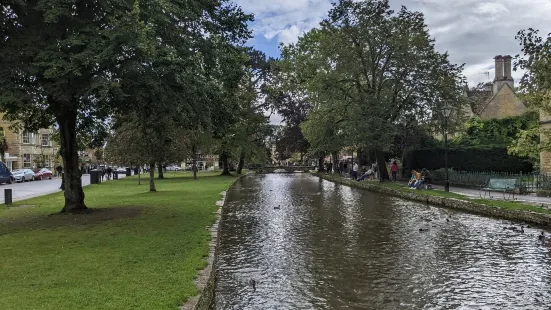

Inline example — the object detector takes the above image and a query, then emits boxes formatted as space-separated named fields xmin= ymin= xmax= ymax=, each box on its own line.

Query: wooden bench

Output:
xmin=480 ymin=178 xmax=518 ymax=200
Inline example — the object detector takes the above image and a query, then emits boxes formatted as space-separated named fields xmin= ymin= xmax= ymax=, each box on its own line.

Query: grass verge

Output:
xmin=317 ymin=173 xmax=551 ymax=216
xmin=378 ymin=182 xmax=551 ymax=215
xmin=0 ymin=171 xmax=235 ymax=310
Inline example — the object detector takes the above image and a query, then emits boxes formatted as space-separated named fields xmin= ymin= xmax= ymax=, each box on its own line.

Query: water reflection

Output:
xmin=215 ymin=174 xmax=551 ymax=309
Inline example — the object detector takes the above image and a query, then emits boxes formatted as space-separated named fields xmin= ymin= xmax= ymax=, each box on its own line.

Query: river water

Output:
xmin=215 ymin=174 xmax=551 ymax=309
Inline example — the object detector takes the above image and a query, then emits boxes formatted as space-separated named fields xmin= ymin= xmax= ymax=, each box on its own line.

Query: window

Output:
xmin=23 ymin=154 xmax=31 ymax=168
xmin=42 ymin=134 xmax=50 ymax=146
xmin=22 ymin=132 xmax=31 ymax=144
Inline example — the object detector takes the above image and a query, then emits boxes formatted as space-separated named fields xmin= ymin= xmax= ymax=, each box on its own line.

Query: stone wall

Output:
xmin=315 ymin=173 xmax=551 ymax=226
xmin=180 ymin=173 xmax=249 ymax=310
xmin=540 ymin=108 xmax=551 ymax=173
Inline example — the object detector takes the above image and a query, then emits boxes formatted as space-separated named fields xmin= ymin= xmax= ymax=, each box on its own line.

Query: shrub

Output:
xmin=403 ymin=146 xmax=533 ymax=173
xmin=537 ymin=189 xmax=551 ymax=197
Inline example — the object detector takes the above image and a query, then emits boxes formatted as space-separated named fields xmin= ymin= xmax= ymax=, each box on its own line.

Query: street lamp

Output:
xmin=442 ymin=102 xmax=453 ymax=192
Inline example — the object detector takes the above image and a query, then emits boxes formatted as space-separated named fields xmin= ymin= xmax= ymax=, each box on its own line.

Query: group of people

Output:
xmin=353 ymin=160 xmax=401 ymax=182
xmin=324 ymin=158 xmax=431 ymax=188
xmin=408 ymin=168 xmax=432 ymax=189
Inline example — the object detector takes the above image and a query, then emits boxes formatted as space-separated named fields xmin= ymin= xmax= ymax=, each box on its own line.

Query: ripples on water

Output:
xmin=215 ymin=174 xmax=551 ymax=309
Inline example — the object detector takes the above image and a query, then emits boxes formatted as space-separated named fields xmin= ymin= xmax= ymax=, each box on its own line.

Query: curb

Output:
xmin=180 ymin=172 xmax=251 ymax=310
xmin=315 ymin=173 xmax=551 ymax=226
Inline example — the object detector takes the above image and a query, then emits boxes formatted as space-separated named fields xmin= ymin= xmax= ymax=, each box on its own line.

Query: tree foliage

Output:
xmin=275 ymin=0 xmax=465 ymax=179
xmin=512 ymin=27 xmax=551 ymax=168
xmin=454 ymin=112 xmax=538 ymax=147
xmin=514 ymin=28 xmax=551 ymax=111
xmin=0 ymin=0 xmax=252 ymax=211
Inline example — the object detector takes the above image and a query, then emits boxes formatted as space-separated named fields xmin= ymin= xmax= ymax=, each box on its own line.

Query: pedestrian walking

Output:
xmin=390 ymin=160 xmax=399 ymax=182
xmin=352 ymin=161 xmax=359 ymax=179
xmin=56 ymin=165 xmax=62 ymax=177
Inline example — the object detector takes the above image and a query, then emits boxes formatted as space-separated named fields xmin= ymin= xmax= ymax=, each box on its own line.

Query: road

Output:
xmin=0 ymin=173 xmax=128 ymax=203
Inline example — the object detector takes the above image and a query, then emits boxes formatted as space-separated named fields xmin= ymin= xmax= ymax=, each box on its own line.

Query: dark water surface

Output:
xmin=215 ymin=174 xmax=551 ymax=309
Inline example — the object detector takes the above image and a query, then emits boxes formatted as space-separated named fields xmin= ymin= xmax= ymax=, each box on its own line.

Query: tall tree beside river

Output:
xmin=276 ymin=0 xmax=465 ymax=180
xmin=509 ymin=28 xmax=551 ymax=161
xmin=0 ymin=0 xmax=252 ymax=211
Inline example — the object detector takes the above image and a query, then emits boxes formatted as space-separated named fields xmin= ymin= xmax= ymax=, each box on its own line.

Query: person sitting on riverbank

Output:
xmin=409 ymin=168 xmax=432 ymax=190
xmin=408 ymin=170 xmax=421 ymax=187
xmin=413 ymin=168 xmax=433 ymax=190
xmin=357 ymin=168 xmax=374 ymax=181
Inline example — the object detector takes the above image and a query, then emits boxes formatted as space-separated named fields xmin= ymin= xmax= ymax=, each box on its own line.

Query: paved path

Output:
xmin=398 ymin=181 xmax=551 ymax=205
xmin=0 ymin=174 xmax=128 ymax=203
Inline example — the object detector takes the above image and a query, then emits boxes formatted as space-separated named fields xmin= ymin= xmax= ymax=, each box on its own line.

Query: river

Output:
xmin=215 ymin=174 xmax=551 ymax=309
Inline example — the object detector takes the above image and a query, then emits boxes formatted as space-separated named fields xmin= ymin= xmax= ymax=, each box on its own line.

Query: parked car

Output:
xmin=34 ymin=168 xmax=53 ymax=180
xmin=166 ymin=165 xmax=181 ymax=171
xmin=116 ymin=167 xmax=127 ymax=174
xmin=12 ymin=169 xmax=36 ymax=182
xmin=0 ymin=162 xmax=14 ymax=184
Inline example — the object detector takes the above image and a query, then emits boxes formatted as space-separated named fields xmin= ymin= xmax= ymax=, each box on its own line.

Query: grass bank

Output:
xmin=378 ymin=180 xmax=551 ymax=215
xmin=0 ymin=171 xmax=235 ymax=310
xmin=315 ymin=173 xmax=551 ymax=225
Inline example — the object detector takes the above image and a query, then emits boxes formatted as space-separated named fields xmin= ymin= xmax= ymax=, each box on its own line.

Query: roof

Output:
xmin=466 ymin=83 xmax=493 ymax=114
xmin=477 ymin=82 xmax=524 ymax=116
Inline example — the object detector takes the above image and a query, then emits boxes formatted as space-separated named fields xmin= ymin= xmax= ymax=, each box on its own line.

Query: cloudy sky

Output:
xmin=236 ymin=0 xmax=551 ymax=123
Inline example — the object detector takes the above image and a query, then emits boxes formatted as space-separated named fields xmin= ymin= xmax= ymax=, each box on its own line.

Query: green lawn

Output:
xmin=0 ymin=171 xmax=235 ymax=310
xmin=378 ymin=180 xmax=551 ymax=215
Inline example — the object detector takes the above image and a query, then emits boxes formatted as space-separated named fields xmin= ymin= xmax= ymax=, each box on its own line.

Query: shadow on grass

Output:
xmin=0 ymin=206 xmax=144 ymax=236
xmin=123 ymin=174 xmax=237 ymax=183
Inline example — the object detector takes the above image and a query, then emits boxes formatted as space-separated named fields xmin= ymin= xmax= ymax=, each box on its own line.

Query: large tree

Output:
xmin=105 ymin=117 xmax=187 ymax=190
xmin=0 ymin=1 xmax=251 ymax=211
xmin=511 ymin=28 xmax=551 ymax=166
xmin=514 ymin=28 xmax=551 ymax=111
xmin=278 ymin=0 xmax=465 ymax=180
xmin=0 ymin=1 xmax=139 ymax=212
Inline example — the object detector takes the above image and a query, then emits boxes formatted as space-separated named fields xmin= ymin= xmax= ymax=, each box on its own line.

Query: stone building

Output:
xmin=79 ymin=148 xmax=103 ymax=165
xmin=0 ymin=114 xmax=61 ymax=170
xmin=466 ymin=55 xmax=528 ymax=120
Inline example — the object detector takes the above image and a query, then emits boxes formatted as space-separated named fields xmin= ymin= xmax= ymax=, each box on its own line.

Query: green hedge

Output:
xmin=537 ymin=190 xmax=551 ymax=197
xmin=403 ymin=147 xmax=533 ymax=173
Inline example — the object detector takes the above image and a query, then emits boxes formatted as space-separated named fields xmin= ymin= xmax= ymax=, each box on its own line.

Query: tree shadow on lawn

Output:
xmin=155 ymin=173 xmax=238 ymax=180
xmin=0 ymin=206 xmax=143 ymax=236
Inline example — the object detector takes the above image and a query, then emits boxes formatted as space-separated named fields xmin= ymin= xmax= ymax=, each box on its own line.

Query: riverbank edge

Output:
xmin=180 ymin=173 xmax=249 ymax=310
xmin=314 ymin=173 xmax=551 ymax=225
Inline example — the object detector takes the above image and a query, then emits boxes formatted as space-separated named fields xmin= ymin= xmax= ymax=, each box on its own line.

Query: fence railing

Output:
xmin=429 ymin=170 xmax=551 ymax=194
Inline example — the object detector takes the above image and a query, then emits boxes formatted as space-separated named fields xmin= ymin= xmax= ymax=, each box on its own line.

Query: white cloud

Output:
xmin=238 ymin=0 xmax=551 ymax=87
xmin=277 ymin=25 xmax=302 ymax=45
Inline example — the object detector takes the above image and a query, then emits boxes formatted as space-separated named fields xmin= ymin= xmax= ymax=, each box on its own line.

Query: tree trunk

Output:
xmin=192 ymin=143 xmax=198 ymax=180
xmin=236 ymin=152 xmax=245 ymax=174
xmin=138 ymin=167 xmax=141 ymax=185
xmin=317 ymin=156 xmax=325 ymax=172
xmin=157 ymin=164 xmax=164 ymax=179
xmin=375 ymin=150 xmax=390 ymax=182
xmin=192 ymin=159 xmax=198 ymax=180
xmin=332 ymin=151 xmax=338 ymax=174
xmin=58 ymin=106 xmax=87 ymax=213
xmin=220 ymin=152 xmax=231 ymax=175
xmin=149 ymin=162 xmax=156 ymax=191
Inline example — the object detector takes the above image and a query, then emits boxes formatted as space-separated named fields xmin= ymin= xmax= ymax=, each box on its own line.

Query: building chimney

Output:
xmin=503 ymin=55 xmax=512 ymax=79
xmin=494 ymin=55 xmax=503 ymax=80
